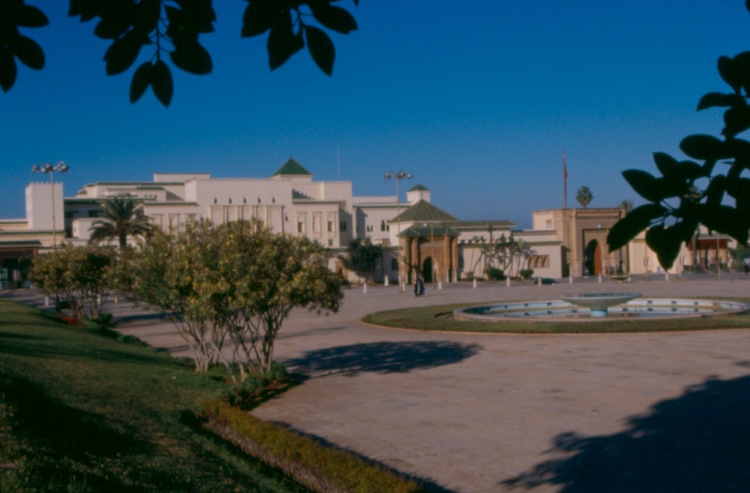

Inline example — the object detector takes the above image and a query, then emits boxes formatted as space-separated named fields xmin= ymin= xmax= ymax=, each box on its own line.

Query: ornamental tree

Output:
xmin=30 ymin=244 xmax=116 ymax=319
xmin=130 ymin=222 xmax=223 ymax=372
xmin=131 ymin=220 xmax=344 ymax=378
xmin=341 ymin=238 xmax=384 ymax=284
xmin=209 ymin=221 xmax=344 ymax=376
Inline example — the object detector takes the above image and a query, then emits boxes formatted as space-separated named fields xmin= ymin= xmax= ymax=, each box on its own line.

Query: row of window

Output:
xmin=361 ymin=220 xmax=390 ymax=234
xmin=214 ymin=197 xmax=275 ymax=205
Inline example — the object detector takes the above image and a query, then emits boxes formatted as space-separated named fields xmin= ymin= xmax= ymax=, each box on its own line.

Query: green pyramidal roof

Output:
xmin=272 ymin=157 xmax=312 ymax=177
xmin=409 ymin=184 xmax=430 ymax=192
xmin=390 ymin=200 xmax=457 ymax=223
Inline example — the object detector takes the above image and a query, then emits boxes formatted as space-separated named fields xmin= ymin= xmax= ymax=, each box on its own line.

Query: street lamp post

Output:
xmin=32 ymin=161 xmax=69 ymax=252
xmin=385 ymin=170 xmax=412 ymax=293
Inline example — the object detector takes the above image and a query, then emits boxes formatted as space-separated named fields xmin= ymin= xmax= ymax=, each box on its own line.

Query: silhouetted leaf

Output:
xmin=68 ymin=0 xmax=100 ymax=21
xmin=718 ymin=55 xmax=741 ymax=93
xmin=14 ymin=35 xmax=45 ymax=70
xmin=94 ymin=10 xmax=133 ymax=39
xmin=697 ymin=92 xmax=744 ymax=111
xmin=129 ymin=61 xmax=151 ymax=103
xmin=675 ymin=160 xmax=705 ymax=180
xmin=680 ymin=134 xmax=726 ymax=160
xmin=622 ymin=170 xmax=664 ymax=202
xmin=305 ymin=25 xmax=334 ymax=75
xmin=735 ymin=51 xmax=750 ymax=95
xmin=672 ymin=219 xmax=699 ymax=244
xmin=170 ymin=42 xmax=212 ymax=75
xmin=242 ymin=0 xmax=275 ymax=37
xmin=267 ymin=11 xmax=303 ymax=71
xmin=726 ymin=177 xmax=750 ymax=200
xmin=724 ymin=138 xmax=750 ymax=162
xmin=168 ymin=1 xmax=215 ymax=33
xmin=646 ymin=225 xmax=682 ymax=270
xmin=607 ymin=203 xmax=666 ymax=252
xmin=722 ymin=103 xmax=750 ymax=138
xmin=18 ymin=4 xmax=49 ymax=28
xmin=309 ymin=3 xmax=358 ymax=34
xmin=104 ymin=33 xmax=142 ymax=75
xmin=0 ymin=48 xmax=17 ymax=92
xmin=704 ymin=175 xmax=727 ymax=210
xmin=653 ymin=152 xmax=679 ymax=178
xmin=702 ymin=205 xmax=749 ymax=243
xmin=151 ymin=60 xmax=173 ymax=107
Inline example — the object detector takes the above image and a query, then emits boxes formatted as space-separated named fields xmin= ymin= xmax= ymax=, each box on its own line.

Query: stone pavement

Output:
xmin=4 ymin=274 xmax=750 ymax=492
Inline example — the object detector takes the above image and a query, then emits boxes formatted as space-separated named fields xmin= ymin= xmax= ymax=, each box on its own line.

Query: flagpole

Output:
xmin=563 ymin=150 xmax=568 ymax=209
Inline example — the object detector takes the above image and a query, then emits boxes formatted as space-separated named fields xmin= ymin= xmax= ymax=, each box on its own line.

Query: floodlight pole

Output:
xmin=385 ymin=170 xmax=412 ymax=293
xmin=32 ymin=161 xmax=69 ymax=252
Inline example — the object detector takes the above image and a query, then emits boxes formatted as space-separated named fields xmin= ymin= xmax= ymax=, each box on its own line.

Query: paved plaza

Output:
xmin=4 ymin=275 xmax=750 ymax=492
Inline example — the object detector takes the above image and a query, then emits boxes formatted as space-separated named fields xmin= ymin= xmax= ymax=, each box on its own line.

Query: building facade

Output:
xmin=0 ymin=158 xmax=727 ymax=287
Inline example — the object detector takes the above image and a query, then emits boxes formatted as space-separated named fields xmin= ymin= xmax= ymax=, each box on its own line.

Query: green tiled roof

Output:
xmin=409 ymin=184 xmax=430 ymax=192
xmin=400 ymin=225 xmax=459 ymax=238
xmin=272 ymin=157 xmax=312 ymax=177
xmin=390 ymin=200 xmax=457 ymax=223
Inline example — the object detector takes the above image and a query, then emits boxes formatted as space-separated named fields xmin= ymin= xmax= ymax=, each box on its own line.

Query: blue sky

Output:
xmin=1 ymin=1 xmax=749 ymax=228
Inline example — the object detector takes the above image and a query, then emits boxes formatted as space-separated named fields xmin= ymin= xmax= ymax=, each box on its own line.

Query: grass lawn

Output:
xmin=0 ymin=299 xmax=309 ymax=493
xmin=363 ymin=299 xmax=750 ymax=333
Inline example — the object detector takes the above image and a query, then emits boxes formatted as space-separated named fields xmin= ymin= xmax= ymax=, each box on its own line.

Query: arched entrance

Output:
xmin=422 ymin=257 xmax=433 ymax=283
xmin=585 ymin=240 xmax=602 ymax=275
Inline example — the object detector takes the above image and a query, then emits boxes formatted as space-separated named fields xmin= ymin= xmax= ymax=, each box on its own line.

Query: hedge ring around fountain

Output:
xmin=453 ymin=293 xmax=750 ymax=322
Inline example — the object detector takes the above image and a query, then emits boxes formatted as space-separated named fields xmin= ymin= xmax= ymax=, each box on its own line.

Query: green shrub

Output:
xmin=202 ymin=401 xmax=426 ymax=493
xmin=222 ymin=362 xmax=291 ymax=408
xmin=519 ymin=269 xmax=534 ymax=279
xmin=483 ymin=267 xmax=505 ymax=280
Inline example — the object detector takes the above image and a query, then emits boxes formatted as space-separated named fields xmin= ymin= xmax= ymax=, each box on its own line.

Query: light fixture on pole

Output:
xmin=32 ymin=161 xmax=69 ymax=251
xmin=385 ymin=170 xmax=412 ymax=293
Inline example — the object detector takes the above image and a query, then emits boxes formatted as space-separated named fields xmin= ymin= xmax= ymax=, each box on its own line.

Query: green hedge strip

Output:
xmin=202 ymin=400 xmax=427 ymax=493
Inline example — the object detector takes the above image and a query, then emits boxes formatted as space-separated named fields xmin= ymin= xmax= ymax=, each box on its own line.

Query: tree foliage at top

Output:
xmin=88 ymin=196 xmax=154 ymax=248
xmin=608 ymin=2 xmax=750 ymax=270
xmin=1 ymin=0 xmax=359 ymax=106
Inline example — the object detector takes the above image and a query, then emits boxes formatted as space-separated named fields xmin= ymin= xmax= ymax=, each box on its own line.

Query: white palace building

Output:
xmin=0 ymin=158 xmax=730 ymax=287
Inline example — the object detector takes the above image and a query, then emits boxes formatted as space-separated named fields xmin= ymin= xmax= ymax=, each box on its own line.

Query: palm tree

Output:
xmin=576 ymin=186 xmax=593 ymax=208
xmin=89 ymin=197 xmax=154 ymax=248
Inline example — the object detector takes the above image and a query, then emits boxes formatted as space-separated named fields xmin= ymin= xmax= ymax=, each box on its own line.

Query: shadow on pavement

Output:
xmin=286 ymin=340 xmax=482 ymax=377
xmin=501 ymin=374 xmax=750 ymax=492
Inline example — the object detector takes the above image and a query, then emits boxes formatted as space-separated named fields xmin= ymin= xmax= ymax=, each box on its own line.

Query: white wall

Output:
xmin=26 ymin=182 xmax=63 ymax=231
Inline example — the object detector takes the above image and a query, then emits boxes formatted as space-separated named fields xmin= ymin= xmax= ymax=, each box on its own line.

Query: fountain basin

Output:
xmin=454 ymin=298 xmax=750 ymax=322
xmin=559 ymin=292 xmax=641 ymax=317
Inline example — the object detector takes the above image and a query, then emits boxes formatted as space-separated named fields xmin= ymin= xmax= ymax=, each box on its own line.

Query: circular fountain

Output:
xmin=559 ymin=292 xmax=641 ymax=318
xmin=453 ymin=296 xmax=750 ymax=322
